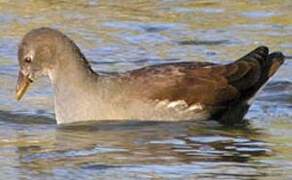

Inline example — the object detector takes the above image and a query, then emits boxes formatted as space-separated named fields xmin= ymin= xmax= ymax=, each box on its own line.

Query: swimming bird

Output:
xmin=16 ymin=27 xmax=285 ymax=125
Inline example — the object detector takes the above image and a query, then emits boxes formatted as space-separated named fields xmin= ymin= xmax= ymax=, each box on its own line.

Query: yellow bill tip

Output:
xmin=16 ymin=71 xmax=31 ymax=101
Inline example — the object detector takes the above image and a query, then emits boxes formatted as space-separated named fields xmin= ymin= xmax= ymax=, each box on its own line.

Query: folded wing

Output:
xmin=125 ymin=46 xmax=285 ymax=124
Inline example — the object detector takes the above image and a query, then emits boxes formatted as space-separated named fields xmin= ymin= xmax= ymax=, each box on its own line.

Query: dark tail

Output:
xmin=235 ymin=46 xmax=285 ymax=101
xmin=217 ymin=46 xmax=285 ymax=125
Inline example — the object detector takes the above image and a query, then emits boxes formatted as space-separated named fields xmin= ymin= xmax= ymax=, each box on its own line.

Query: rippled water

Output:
xmin=0 ymin=0 xmax=292 ymax=179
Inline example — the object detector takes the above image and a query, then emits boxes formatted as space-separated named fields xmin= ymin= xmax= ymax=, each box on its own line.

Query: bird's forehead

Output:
xmin=21 ymin=34 xmax=41 ymax=50
xmin=18 ymin=42 xmax=35 ymax=60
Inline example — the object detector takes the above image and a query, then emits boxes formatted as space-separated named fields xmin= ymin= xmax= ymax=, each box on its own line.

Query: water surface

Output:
xmin=0 ymin=0 xmax=292 ymax=179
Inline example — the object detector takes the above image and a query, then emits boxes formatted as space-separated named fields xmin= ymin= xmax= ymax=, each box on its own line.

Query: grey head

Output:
xmin=16 ymin=27 xmax=91 ymax=100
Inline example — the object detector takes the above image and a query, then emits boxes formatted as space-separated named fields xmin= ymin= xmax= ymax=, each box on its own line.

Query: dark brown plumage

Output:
xmin=122 ymin=46 xmax=285 ymax=124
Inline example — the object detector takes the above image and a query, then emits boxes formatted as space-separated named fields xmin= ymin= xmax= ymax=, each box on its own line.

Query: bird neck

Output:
xmin=49 ymin=48 xmax=99 ymax=92
xmin=48 ymin=47 xmax=101 ymax=124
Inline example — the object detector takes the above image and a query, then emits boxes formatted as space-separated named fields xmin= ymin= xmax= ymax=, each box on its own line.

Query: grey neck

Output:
xmin=48 ymin=46 xmax=102 ymax=124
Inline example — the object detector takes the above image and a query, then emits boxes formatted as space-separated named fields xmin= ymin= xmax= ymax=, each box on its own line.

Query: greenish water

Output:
xmin=0 ymin=0 xmax=292 ymax=179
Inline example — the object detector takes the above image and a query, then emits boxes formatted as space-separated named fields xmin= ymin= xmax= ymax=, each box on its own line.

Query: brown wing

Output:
xmin=123 ymin=48 xmax=260 ymax=105
xmin=121 ymin=46 xmax=284 ymax=123
xmin=124 ymin=61 xmax=236 ymax=105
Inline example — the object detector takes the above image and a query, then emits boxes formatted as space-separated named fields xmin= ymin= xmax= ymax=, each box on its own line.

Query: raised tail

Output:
xmin=215 ymin=46 xmax=285 ymax=124
xmin=234 ymin=46 xmax=285 ymax=102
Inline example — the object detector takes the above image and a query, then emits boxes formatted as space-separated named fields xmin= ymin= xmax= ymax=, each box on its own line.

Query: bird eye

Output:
xmin=24 ymin=57 xmax=32 ymax=63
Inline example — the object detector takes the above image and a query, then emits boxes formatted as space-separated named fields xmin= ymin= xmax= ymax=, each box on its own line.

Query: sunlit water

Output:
xmin=0 ymin=0 xmax=292 ymax=179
